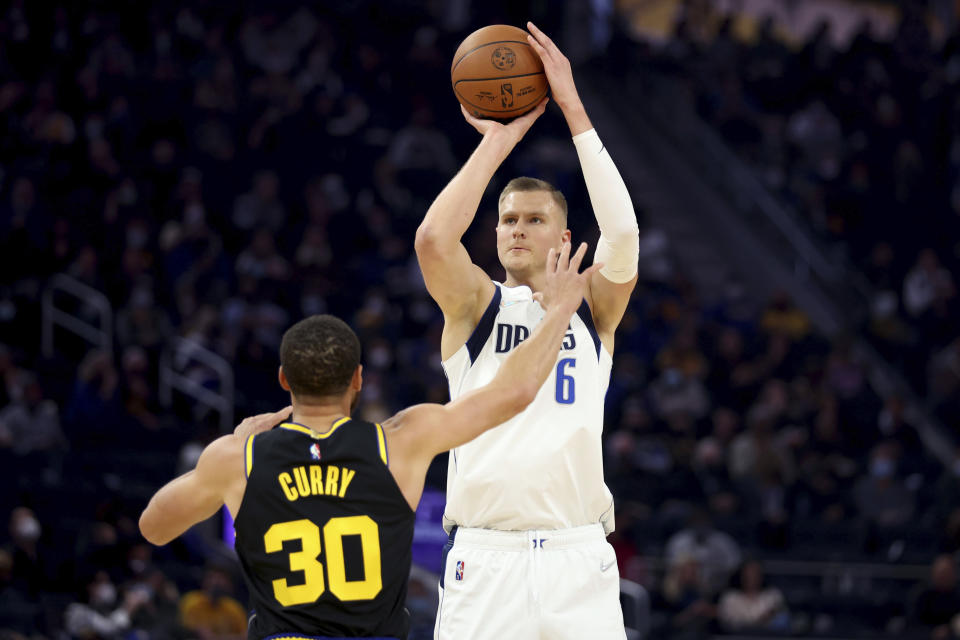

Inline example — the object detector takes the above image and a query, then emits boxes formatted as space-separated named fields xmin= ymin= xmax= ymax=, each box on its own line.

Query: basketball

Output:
xmin=451 ymin=25 xmax=547 ymax=120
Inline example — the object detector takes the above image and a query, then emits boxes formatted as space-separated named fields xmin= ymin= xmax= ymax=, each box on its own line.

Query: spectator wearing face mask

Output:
xmin=4 ymin=507 xmax=48 ymax=598
xmin=64 ymin=571 xmax=149 ymax=639
xmin=178 ymin=565 xmax=246 ymax=640
xmin=853 ymin=444 xmax=916 ymax=528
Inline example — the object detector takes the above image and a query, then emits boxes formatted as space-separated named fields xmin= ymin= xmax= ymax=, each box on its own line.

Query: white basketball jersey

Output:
xmin=441 ymin=282 xmax=615 ymax=534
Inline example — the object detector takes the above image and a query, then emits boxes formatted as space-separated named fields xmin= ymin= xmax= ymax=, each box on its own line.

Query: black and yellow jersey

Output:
xmin=234 ymin=419 xmax=415 ymax=640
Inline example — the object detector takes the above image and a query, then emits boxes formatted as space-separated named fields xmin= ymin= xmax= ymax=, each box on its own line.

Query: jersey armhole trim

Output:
xmin=374 ymin=422 xmax=388 ymax=465
xmin=466 ymin=285 xmax=502 ymax=363
xmin=244 ymin=434 xmax=256 ymax=478
xmin=577 ymin=298 xmax=602 ymax=358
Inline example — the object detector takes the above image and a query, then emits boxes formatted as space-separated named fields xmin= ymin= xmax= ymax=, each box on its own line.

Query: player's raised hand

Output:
xmin=526 ymin=22 xmax=581 ymax=111
xmin=533 ymin=241 xmax=602 ymax=314
xmin=233 ymin=405 xmax=292 ymax=441
xmin=460 ymin=97 xmax=548 ymax=142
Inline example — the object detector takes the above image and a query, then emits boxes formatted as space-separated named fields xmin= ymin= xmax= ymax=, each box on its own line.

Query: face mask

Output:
xmin=206 ymin=585 xmax=226 ymax=603
xmin=92 ymin=583 xmax=117 ymax=608
xmin=870 ymin=458 xmax=895 ymax=478
xmin=14 ymin=517 xmax=40 ymax=541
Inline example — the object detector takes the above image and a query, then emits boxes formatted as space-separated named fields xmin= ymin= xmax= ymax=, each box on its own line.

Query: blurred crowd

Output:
xmin=653 ymin=0 xmax=960 ymax=430
xmin=0 ymin=0 xmax=958 ymax=639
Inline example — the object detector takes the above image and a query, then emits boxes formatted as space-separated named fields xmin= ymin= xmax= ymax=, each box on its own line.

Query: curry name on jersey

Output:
xmin=234 ymin=419 xmax=415 ymax=640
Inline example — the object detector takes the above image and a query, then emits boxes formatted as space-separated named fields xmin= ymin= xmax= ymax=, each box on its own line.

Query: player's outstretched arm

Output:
xmin=139 ymin=435 xmax=242 ymax=546
xmin=385 ymin=243 xmax=601 ymax=499
xmin=527 ymin=23 xmax=639 ymax=344
xmin=414 ymin=100 xmax=548 ymax=328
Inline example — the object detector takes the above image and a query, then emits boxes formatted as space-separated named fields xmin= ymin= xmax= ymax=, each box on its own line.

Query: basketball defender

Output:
xmin=139 ymin=242 xmax=599 ymax=640
xmin=415 ymin=23 xmax=639 ymax=640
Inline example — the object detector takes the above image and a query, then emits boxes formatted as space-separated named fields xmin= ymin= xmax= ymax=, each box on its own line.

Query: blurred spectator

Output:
xmin=853 ymin=443 xmax=916 ymax=528
xmin=178 ymin=565 xmax=246 ymax=640
xmin=64 ymin=571 xmax=148 ymax=640
xmin=935 ymin=449 xmax=960 ymax=523
xmin=66 ymin=350 xmax=122 ymax=442
xmin=912 ymin=555 xmax=960 ymax=639
xmin=760 ymin=291 xmax=812 ymax=342
xmin=666 ymin=509 xmax=742 ymax=595
xmin=127 ymin=567 xmax=182 ymax=640
xmin=0 ymin=373 xmax=66 ymax=455
xmin=235 ymin=229 xmax=291 ymax=286
xmin=717 ymin=559 xmax=790 ymax=633
xmin=5 ymin=508 xmax=46 ymax=599
xmin=661 ymin=553 xmax=716 ymax=639
xmin=0 ymin=548 xmax=34 ymax=633
xmin=928 ymin=338 xmax=960 ymax=424
xmin=648 ymin=368 xmax=710 ymax=421
xmin=116 ymin=287 xmax=173 ymax=355
xmin=231 ymin=171 xmax=286 ymax=233
xmin=903 ymin=249 xmax=955 ymax=320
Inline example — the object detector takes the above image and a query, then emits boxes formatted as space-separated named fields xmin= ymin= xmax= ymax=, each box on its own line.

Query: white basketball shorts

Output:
xmin=433 ymin=524 xmax=626 ymax=640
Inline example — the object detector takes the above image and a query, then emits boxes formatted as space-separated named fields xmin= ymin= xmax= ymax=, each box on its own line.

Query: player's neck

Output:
xmin=290 ymin=401 xmax=351 ymax=435
xmin=504 ymin=270 xmax=546 ymax=293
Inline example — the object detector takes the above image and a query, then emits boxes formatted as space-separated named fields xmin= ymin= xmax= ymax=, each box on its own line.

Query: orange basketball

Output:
xmin=451 ymin=25 xmax=547 ymax=120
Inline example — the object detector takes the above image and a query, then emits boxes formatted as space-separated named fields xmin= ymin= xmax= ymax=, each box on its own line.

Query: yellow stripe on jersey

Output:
xmin=266 ymin=635 xmax=358 ymax=640
xmin=279 ymin=417 xmax=351 ymax=440
xmin=245 ymin=434 xmax=256 ymax=477
xmin=374 ymin=423 xmax=387 ymax=465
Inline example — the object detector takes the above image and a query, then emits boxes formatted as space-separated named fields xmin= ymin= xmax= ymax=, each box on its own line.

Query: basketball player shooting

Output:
xmin=139 ymin=241 xmax=599 ymax=640
xmin=415 ymin=22 xmax=639 ymax=640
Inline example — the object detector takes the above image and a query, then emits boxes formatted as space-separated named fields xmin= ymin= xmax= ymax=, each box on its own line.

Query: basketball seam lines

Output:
xmin=452 ymin=71 xmax=545 ymax=84
xmin=452 ymin=40 xmax=533 ymax=72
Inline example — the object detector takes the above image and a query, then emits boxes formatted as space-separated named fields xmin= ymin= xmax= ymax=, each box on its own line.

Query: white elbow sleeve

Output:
xmin=573 ymin=129 xmax=639 ymax=284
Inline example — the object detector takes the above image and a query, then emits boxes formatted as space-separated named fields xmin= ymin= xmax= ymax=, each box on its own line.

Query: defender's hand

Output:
xmin=234 ymin=406 xmax=292 ymax=442
xmin=460 ymin=97 xmax=548 ymax=142
xmin=526 ymin=22 xmax=582 ymax=112
xmin=533 ymin=242 xmax=602 ymax=314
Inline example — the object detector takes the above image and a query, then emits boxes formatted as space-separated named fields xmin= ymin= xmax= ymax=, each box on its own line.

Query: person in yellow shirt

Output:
xmin=178 ymin=565 xmax=246 ymax=640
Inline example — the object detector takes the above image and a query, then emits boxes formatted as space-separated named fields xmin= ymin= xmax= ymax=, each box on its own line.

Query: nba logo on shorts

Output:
xmin=455 ymin=560 xmax=464 ymax=581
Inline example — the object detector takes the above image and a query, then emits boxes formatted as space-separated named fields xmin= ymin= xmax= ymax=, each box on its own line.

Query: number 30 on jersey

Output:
xmin=263 ymin=515 xmax=381 ymax=606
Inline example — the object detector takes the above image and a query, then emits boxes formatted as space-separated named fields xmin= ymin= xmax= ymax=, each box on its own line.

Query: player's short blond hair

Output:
xmin=498 ymin=177 xmax=568 ymax=228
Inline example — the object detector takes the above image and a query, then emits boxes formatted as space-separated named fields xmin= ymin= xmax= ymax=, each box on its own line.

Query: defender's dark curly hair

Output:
xmin=280 ymin=315 xmax=361 ymax=399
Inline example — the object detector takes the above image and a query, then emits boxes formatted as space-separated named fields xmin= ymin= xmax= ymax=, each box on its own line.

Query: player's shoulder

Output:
xmin=202 ymin=433 xmax=245 ymax=462
xmin=195 ymin=434 xmax=246 ymax=485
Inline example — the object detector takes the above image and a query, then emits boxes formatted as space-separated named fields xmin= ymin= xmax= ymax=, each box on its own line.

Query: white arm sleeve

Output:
xmin=572 ymin=128 xmax=639 ymax=284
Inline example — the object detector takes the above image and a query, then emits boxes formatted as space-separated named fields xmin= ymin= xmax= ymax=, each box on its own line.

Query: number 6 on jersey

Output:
xmin=555 ymin=358 xmax=575 ymax=404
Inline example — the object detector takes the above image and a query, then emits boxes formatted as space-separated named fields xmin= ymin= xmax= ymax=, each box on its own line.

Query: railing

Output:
xmin=621 ymin=578 xmax=651 ymax=640
xmin=41 ymin=273 xmax=113 ymax=358
xmin=159 ymin=337 xmax=235 ymax=433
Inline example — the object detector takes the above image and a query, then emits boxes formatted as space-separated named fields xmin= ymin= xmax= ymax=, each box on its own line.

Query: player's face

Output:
xmin=496 ymin=190 xmax=568 ymax=279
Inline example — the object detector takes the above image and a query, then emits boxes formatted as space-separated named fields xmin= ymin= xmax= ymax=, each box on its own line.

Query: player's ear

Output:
xmin=278 ymin=366 xmax=291 ymax=392
xmin=352 ymin=365 xmax=363 ymax=392
xmin=561 ymin=229 xmax=572 ymax=244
